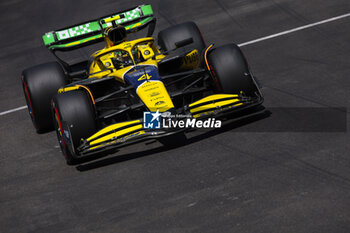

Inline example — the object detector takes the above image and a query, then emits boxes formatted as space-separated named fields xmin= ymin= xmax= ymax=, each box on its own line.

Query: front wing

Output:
xmin=61 ymin=93 xmax=264 ymax=158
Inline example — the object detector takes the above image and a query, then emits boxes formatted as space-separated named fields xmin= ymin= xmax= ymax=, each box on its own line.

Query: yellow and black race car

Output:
xmin=21 ymin=5 xmax=263 ymax=164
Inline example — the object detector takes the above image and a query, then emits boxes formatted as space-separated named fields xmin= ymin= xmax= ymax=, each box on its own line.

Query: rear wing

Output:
xmin=42 ymin=5 xmax=155 ymax=51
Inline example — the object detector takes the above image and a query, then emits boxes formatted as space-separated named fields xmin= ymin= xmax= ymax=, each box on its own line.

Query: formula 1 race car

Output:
xmin=21 ymin=5 xmax=263 ymax=164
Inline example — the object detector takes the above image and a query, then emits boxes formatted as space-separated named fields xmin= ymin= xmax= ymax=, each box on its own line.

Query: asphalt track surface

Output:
xmin=1 ymin=0 xmax=350 ymax=232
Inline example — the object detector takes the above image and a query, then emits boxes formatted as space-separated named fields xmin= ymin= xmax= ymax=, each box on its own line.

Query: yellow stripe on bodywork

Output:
xmin=103 ymin=15 xmax=121 ymax=24
xmin=180 ymin=49 xmax=200 ymax=70
xmin=87 ymin=120 xmax=142 ymax=142
xmin=189 ymin=94 xmax=243 ymax=116
xmin=89 ymin=124 xmax=144 ymax=146
xmin=192 ymin=104 xmax=243 ymax=118
xmin=58 ymin=86 xmax=80 ymax=93
xmin=189 ymin=94 xmax=239 ymax=108
xmin=89 ymin=129 xmax=145 ymax=150
xmin=132 ymin=22 xmax=142 ymax=28
xmin=87 ymin=120 xmax=146 ymax=150
xmin=190 ymin=99 xmax=242 ymax=114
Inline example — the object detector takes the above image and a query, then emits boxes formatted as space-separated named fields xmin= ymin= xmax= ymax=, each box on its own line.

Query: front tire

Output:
xmin=207 ymin=44 xmax=259 ymax=97
xmin=22 ymin=62 xmax=66 ymax=133
xmin=52 ymin=90 xmax=97 ymax=165
xmin=158 ymin=21 xmax=206 ymax=53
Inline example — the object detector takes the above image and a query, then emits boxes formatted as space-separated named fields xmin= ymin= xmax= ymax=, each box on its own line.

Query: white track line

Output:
xmin=238 ymin=12 xmax=350 ymax=47
xmin=0 ymin=105 xmax=27 ymax=116
xmin=1 ymin=12 xmax=349 ymax=117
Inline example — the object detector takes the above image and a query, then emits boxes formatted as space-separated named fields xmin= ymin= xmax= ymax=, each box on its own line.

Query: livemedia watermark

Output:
xmin=143 ymin=110 xmax=222 ymax=129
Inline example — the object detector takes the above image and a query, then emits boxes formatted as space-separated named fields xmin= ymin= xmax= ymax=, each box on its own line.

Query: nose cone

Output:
xmin=123 ymin=65 xmax=174 ymax=112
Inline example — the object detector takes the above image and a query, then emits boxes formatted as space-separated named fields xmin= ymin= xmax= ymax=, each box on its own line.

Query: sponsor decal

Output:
xmin=150 ymin=92 xmax=160 ymax=97
xmin=116 ymin=131 xmax=141 ymax=143
xmin=123 ymin=43 xmax=132 ymax=49
xmin=137 ymin=73 xmax=152 ymax=81
xmin=183 ymin=50 xmax=199 ymax=64
xmin=155 ymin=101 xmax=165 ymax=106
xmin=150 ymin=96 xmax=164 ymax=101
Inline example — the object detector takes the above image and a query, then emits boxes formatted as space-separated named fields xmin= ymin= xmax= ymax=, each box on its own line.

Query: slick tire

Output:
xmin=207 ymin=44 xmax=259 ymax=97
xmin=22 ymin=62 xmax=67 ymax=133
xmin=52 ymin=90 xmax=97 ymax=165
xmin=158 ymin=21 xmax=206 ymax=53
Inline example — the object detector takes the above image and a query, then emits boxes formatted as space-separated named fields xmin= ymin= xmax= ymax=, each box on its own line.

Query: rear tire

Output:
xmin=22 ymin=62 xmax=66 ymax=133
xmin=52 ymin=90 xmax=97 ymax=165
xmin=207 ymin=44 xmax=259 ymax=96
xmin=158 ymin=21 xmax=205 ymax=53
